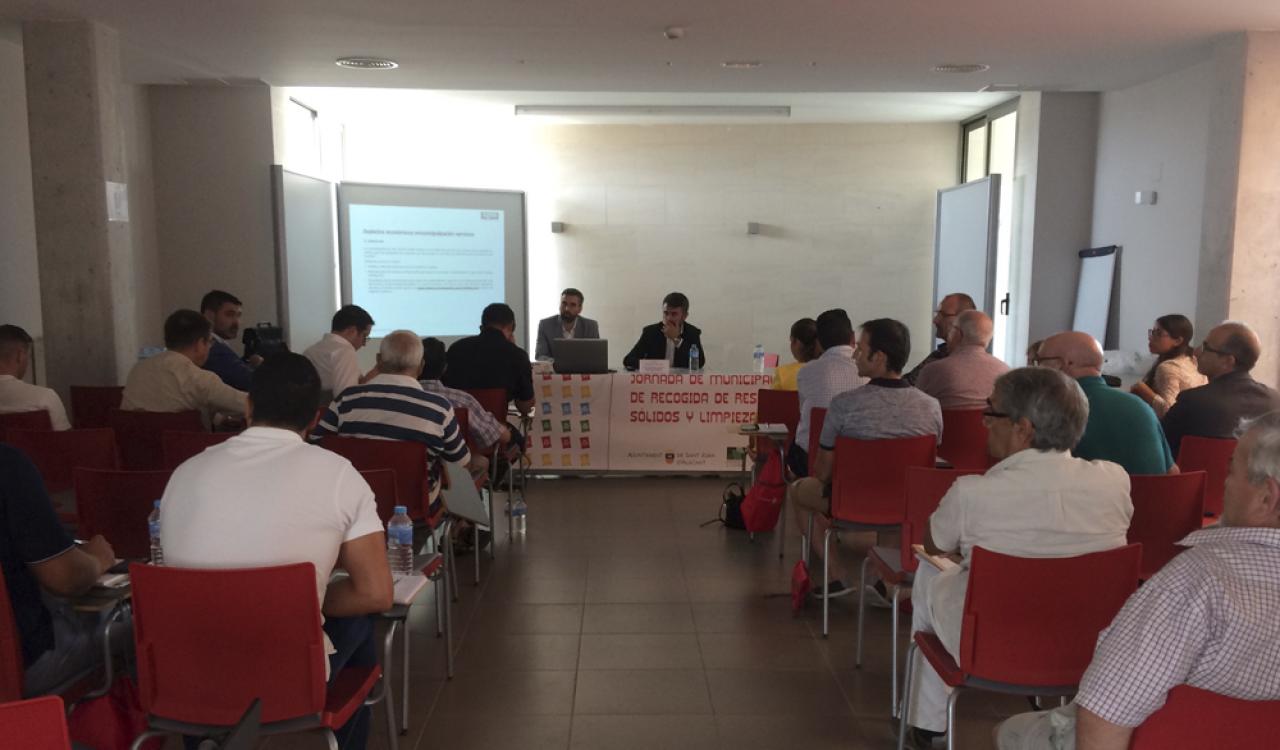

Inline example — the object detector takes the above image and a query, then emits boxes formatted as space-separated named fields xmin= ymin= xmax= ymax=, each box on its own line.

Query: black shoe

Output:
xmin=906 ymin=726 xmax=945 ymax=750
xmin=810 ymin=580 xmax=854 ymax=599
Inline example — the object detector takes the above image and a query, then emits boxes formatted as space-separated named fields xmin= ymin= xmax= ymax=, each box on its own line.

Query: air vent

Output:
xmin=932 ymin=63 xmax=990 ymax=74
xmin=335 ymin=57 xmax=399 ymax=70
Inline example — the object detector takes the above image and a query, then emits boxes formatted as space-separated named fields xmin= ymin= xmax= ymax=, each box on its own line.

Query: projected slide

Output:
xmin=348 ymin=204 xmax=506 ymax=337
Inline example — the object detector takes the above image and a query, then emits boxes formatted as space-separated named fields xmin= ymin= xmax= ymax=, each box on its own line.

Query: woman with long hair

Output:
xmin=1130 ymin=314 xmax=1206 ymax=418
xmin=771 ymin=317 xmax=820 ymax=391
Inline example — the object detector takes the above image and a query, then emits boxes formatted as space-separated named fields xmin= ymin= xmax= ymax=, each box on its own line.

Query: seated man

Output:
xmin=623 ymin=292 xmax=705 ymax=371
xmin=1 ymin=444 xmax=116 ymax=695
xmin=903 ymin=367 xmax=1132 ymax=749
xmin=161 ymin=353 xmax=392 ymax=750
xmin=915 ymin=310 xmax=1009 ymax=410
xmin=534 ymin=287 xmax=600 ymax=361
xmin=1035 ymin=331 xmax=1173 ymax=474
xmin=903 ymin=292 xmax=976 ymax=386
xmin=314 ymin=331 xmax=471 ymax=515
xmin=0 ymin=325 xmax=70 ymax=430
xmin=791 ymin=308 xmax=865 ymax=477
xmin=790 ymin=318 xmax=942 ymax=596
xmin=199 ymin=290 xmax=259 ymax=391
xmin=442 ymin=303 xmax=536 ymax=415
xmin=303 ymin=305 xmax=378 ymax=402
xmin=996 ymin=409 xmax=1280 ymax=750
xmin=121 ymin=309 xmax=246 ymax=428
xmin=420 ymin=336 xmax=512 ymax=480
xmin=1162 ymin=321 xmax=1280 ymax=457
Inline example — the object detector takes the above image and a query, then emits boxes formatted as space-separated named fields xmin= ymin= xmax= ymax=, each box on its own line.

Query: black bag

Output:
xmin=719 ymin=482 xmax=748 ymax=529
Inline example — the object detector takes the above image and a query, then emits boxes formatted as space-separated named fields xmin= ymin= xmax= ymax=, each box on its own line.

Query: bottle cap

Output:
xmin=154 ymin=499 xmax=162 ymax=508
xmin=393 ymin=505 xmax=408 ymax=515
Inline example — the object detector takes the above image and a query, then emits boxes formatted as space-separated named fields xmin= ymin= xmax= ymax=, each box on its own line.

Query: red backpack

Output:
xmin=740 ymin=450 xmax=787 ymax=532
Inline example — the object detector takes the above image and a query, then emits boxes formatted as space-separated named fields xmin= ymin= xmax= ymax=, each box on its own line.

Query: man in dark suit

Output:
xmin=623 ymin=291 xmax=706 ymax=371
xmin=1162 ymin=321 xmax=1280 ymax=457
xmin=200 ymin=289 xmax=258 ymax=390
xmin=534 ymin=288 xmax=601 ymax=360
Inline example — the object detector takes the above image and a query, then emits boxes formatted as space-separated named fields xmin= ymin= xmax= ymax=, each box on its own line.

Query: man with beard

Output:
xmin=200 ymin=289 xmax=259 ymax=390
xmin=534 ymin=288 xmax=600 ymax=361
xmin=902 ymin=292 xmax=977 ymax=386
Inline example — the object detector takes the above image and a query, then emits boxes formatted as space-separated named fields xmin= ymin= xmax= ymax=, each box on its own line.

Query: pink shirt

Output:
xmin=914 ymin=344 xmax=1010 ymax=410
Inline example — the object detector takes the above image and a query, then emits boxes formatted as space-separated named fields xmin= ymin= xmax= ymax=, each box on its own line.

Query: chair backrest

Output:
xmin=0 ymin=696 xmax=70 ymax=749
xmin=3 ymin=428 xmax=119 ymax=494
xmin=1176 ymin=436 xmax=1236 ymax=517
xmin=1127 ymin=471 xmax=1207 ymax=579
xmin=129 ymin=562 xmax=328 ymax=726
xmin=0 ymin=569 xmax=27 ymax=703
xmin=109 ymin=409 xmax=205 ymax=470
xmin=161 ymin=430 xmax=235 ymax=470
xmin=0 ymin=410 xmax=53 ymax=432
xmin=68 ymin=385 xmax=123 ymax=429
xmin=757 ymin=389 xmax=800 ymax=449
xmin=320 ymin=436 xmax=431 ymax=520
xmin=463 ymin=388 xmax=508 ymax=425
xmin=829 ymin=435 xmax=938 ymax=526
xmin=73 ymin=468 xmax=173 ymax=559
xmin=900 ymin=467 xmax=983 ymax=573
xmin=959 ymin=544 xmax=1142 ymax=687
xmin=806 ymin=407 xmax=827 ymax=475
xmin=1129 ymin=684 xmax=1280 ymax=748
xmin=938 ymin=409 xmax=994 ymax=470
xmin=358 ymin=468 xmax=400 ymax=524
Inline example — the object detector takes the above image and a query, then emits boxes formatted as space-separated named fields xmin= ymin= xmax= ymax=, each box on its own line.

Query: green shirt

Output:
xmin=1073 ymin=375 xmax=1173 ymax=474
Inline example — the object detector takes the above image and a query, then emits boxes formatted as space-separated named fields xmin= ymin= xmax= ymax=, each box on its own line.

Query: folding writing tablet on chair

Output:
xmin=441 ymin=461 xmax=489 ymax=526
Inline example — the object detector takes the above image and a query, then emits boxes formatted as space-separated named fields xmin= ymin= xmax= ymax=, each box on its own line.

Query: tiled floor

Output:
xmin=265 ymin=477 xmax=1029 ymax=749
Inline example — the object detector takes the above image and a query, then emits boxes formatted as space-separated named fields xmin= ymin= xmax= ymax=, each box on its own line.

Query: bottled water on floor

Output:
xmin=511 ymin=497 xmax=528 ymax=535
xmin=387 ymin=505 xmax=414 ymax=578
xmin=148 ymin=500 xmax=163 ymax=566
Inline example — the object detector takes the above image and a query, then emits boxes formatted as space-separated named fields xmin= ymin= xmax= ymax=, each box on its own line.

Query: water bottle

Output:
xmin=387 ymin=505 xmax=414 ymax=578
xmin=148 ymin=500 xmax=163 ymax=566
xmin=511 ymin=497 xmax=528 ymax=535
xmin=688 ymin=344 xmax=701 ymax=372
xmin=753 ymin=344 xmax=765 ymax=373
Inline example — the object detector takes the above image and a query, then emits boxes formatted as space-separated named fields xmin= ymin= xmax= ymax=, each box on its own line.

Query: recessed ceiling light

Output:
xmin=722 ymin=60 xmax=763 ymax=69
xmin=932 ymin=63 xmax=990 ymax=74
xmin=335 ymin=56 xmax=399 ymax=70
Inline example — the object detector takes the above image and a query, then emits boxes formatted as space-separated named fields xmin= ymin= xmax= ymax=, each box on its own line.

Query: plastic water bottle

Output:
xmin=511 ymin=497 xmax=528 ymax=535
xmin=147 ymin=500 xmax=163 ymax=566
xmin=387 ymin=505 xmax=414 ymax=578
xmin=753 ymin=344 xmax=765 ymax=373
xmin=688 ymin=345 xmax=701 ymax=373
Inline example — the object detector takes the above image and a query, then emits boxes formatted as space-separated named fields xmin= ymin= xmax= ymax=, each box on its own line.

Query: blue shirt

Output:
xmin=202 ymin=337 xmax=254 ymax=391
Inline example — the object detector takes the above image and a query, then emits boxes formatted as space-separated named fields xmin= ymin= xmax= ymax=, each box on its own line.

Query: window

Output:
xmin=284 ymin=98 xmax=322 ymax=175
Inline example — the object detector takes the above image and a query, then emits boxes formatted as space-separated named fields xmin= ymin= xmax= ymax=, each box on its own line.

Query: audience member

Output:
xmin=443 ymin=303 xmax=536 ymax=414
xmin=791 ymin=309 xmax=865 ymax=477
xmin=121 ymin=309 xmax=246 ymax=427
xmin=772 ymin=317 xmax=820 ymax=392
xmin=903 ymin=367 xmax=1132 ymax=748
xmin=303 ymin=305 xmax=377 ymax=402
xmin=1035 ymin=331 xmax=1173 ymax=475
xmin=421 ymin=336 xmax=511 ymax=475
xmin=903 ymin=292 xmax=976 ymax=386
xmin=199 ymin=289 xmax=257 ymax=391
xmin=161 ymin=353 xmax=391 ymax=750
xmin=1026 ymin=339 xmax=1045 ymax=366
xmin=0 ymin=325 xmax=70 ymax=430
xmin=1129 ymin=314 xmax=1206 ymax=419
xmin=995 ymin=409 xmax=1280 ymax=750
xmin=1162 ymin=321 xmax=1280 ymax=457
xmin=623 ymin=292 xmax=706 ymax=371
xmin=534 ymin=288 xmax=600 ymax=361
xmin=914 ymin=310 xmax=1010 ymax=409
xmin=790 ymin=318 xmax=942 ymax=597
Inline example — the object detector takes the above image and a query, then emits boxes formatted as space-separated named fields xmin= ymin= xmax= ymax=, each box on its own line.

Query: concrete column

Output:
xmin=22 ymin=20 xmax=135 ymax=395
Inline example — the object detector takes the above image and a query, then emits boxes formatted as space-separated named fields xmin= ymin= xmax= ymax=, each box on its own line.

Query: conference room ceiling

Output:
xmin=1 ymin=0 xmax=1276 ymax=93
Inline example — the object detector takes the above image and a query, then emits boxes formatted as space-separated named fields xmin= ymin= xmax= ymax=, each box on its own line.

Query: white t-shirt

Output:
xmin=160 ymin=426 xmax=384 ymax=660
xmin=303 ymin=333 xmax=362 ymax=398
xmin=0 ymin=374 xmax=71 ymax=430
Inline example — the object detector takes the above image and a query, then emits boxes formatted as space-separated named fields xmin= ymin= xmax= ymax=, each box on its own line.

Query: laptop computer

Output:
xmin=441 ymin=461 xmax=489 ymax=526
xmin=550 ymin=338 xmax=610 ymax=374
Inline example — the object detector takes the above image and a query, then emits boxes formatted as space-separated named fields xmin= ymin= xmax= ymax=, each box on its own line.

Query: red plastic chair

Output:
xmin=756 ymin=388 xmax=800 ymax=452
xmin=0 ymin=569 xmax=26 ymax=703
xmin=0 ymin=696 xmax=70 ymax=749
xmin=161 ymin=430 xmax=235 ymax=470
xmin=1176 ymin=436 xmax=1236 ymax=518
xmin=320 ymin=436 xmax=435 ymax=525
xmin=359 ymin=468 xmax=400 ymax=525
xmin=0 ymin=410 xmax=53 ymax=432
xmin=858 ymin=467 xmax=982 ymax=716
xmin=462 ymin=388 xmax=511 ymax=550
xmin=897 ymin=544 xmax=1142 ymax=750
xmin=1129 ymin=684 xmax=1280 ymax=748
xmin=806 ymin=407 xmax=827 ymax=476
xmin=3 ymin=428 xmax=119 ymax=496
xmin=1127 ymin=472 xmax=1206 ymax=580
xmin=937 ymin=409 xmax=994 ymax=470
xmin=108 ymin=409 xmax=204 ymax=471
xmin=68 ymin=386 xmax=123 ymax=430
xmin=73 ymin=468 xmax=172 ymax=559
xmin=127 ymin=562 xmax=394 ymax=748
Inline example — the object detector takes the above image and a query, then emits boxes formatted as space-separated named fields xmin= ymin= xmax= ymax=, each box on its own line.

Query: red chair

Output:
xmin=1176 ymin=436 xmax=1236 ymax=518
xmin=1127 ymin=472 xmax=1206 ymax=580
xmin=756 ymin=388 xmax=800 ymax=452
xmin=938 ymin=409 xmax=994 ymax=470
xmin=0 ymin=696 xmax=70 ymax=749
xmin=462 ymin=387 xmax=511 ymax=551
xmin=1129 ymin=684 xmax=1279 ymax=748
xmin=161 ymin=430 xmax=235 ymax=470
xmin=0 ymin=410 xmax=53 ymax=432
xmin=858 ymin=467 xmax=982 ymax=716
xmin=108 ymin=409 xmax=204 ymax=471
xmin=897 ymin=544 xmax=1143 ymax=750
xmin=127 ymin=562 xmax=395 ymax=748
xmin=805 ymin=407 xmax=827 ymax=476
xmin=321 ymin=436 xmax=435 ymax=525
xmin=0 ymin=569 xmax=26 ymax=702
xmin=359 ymin=468 xmax=400 ymax=525
xmin=4 ymin=427 xmax=119 ymax=496
xmin=68 ymin=386 xmax=123 ymax=430
xmin=73 ymin=468 xmax=172 ymax=559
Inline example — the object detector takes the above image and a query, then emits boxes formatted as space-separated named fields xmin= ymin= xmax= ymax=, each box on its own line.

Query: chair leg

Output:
xmin=130 ymin=730 xmax=166 ymax=750
xmin=855 ymin=556 xmax=869 ymax=667
xmin=385 ymin=681 xmax=400 ymax=750
xmin=444 ymin=570 xmax=455 ymax=679
xmin=945 ymin=686 xmax=961 ymax=750
xmin=379 ymin=624 xmax=399 ymax=750
xmin=434 ymin=575 xmax=443 ymax=637
xmin=890 ymin=584 xmax=901 ymax=718
xmin=473 ymin=524 xmax=481 ymax=585
xmin=822 ymin=528 xmax=831 ymax=638
xmin=401 ymin=627 xmax=411 ymax=734
xmin=447 ymin=529 xmax=459 ymax=603
xmin=803 ymin=513 xmax=814 ymax=569
xmin=897 ymin=641 xmax=916 ymax=750
xmin=777 ymin=448 xmax=787 ymax=559
xmin=324 ymin=728 xmax=340 ymax=750
xmin=500 ymin=452 xmax=513 ymax=558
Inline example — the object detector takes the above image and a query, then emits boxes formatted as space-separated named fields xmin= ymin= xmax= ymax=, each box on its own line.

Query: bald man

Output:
xmin=915 ymin=310 xmax=1010 ymax=409
xmin=1035 ymin=332 xmax=1173 ymax=475
xmin=1161 ymin=321 xmax=1280 ymax=458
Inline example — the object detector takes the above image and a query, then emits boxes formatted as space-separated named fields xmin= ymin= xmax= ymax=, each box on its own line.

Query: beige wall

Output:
xmin=0 ymin=27 xmax=41 ymax=341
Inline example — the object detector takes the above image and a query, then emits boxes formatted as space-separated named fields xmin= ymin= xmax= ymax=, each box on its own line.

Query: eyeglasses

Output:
xmin=1147 ymin=328 xmax=1169 ymax=339
xmin=1031 ymin=355 xmax=1064 ymax=367
xmin=1199 ymin=341 xmax=1230 ymax=357
xmin=982 ymin=400 xmax=1009 ymax=420
xmin=933 ymin=310 xmax=958 ymax=319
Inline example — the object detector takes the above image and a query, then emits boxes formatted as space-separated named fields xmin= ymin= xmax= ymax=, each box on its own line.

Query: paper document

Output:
xmin=911 ymin=544 xmax=959 ymax=572
xmin=393 ymin=573 xmax=430 ymax=605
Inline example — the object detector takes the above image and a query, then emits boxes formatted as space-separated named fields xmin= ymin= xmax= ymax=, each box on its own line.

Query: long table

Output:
xmin=527 ymin=371 xmax=775 ymax=473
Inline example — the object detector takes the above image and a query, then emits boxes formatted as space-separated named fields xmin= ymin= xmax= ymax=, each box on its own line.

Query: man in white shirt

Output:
xmin=792 ymin=309 xmax=866 ymax=475
xmin=161 ymin=352 xmax=392 ymax=750
xmin=120 ymin=310 xmax=247 ymax=428
xmin=903 ymin=367 xmax=1133 ymax=749
xmin=0 ymin=325 xmax=70 ymax=430
xmin=303 ymin=305 xmax=377 ymax=401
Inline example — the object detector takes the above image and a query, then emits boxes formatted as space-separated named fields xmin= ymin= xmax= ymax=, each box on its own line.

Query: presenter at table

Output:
xmin=534 ymin=287 xmax=601 ymax=360
xmin=623 ymin=291 xmax=706 ymax=371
